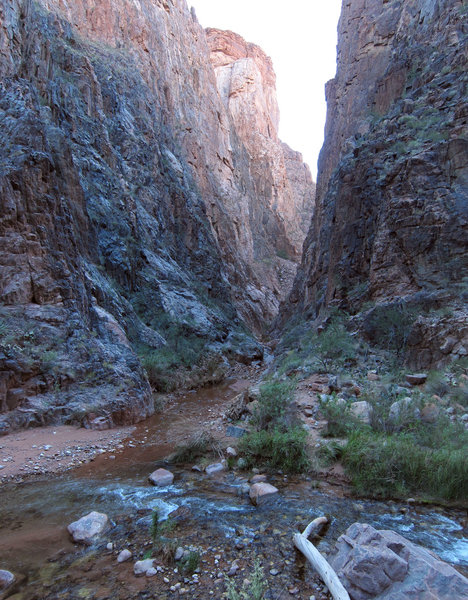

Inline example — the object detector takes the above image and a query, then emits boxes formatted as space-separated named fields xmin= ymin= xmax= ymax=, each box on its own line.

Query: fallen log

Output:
xmin=293 ymin=517 xmax=350 ymax=600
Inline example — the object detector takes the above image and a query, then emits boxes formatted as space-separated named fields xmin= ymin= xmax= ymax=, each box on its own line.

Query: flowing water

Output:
xmin=1 ymin=379 xmax=467 ymax=596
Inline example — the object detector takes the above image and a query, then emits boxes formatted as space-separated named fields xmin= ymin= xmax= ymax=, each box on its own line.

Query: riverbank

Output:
xmin=0 ymin=424 xmax=135 ymax=483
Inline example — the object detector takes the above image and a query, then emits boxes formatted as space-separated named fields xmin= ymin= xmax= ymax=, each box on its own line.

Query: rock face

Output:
xmin=283 ymin=0 xmax=467 ymax=367
xmin=207 ymin=28 xmax=315 ymax=262
xmin=329 ymin=523 xmax=468 ymax=600
xmin=0 ymin=0 xmax=314 ymax=431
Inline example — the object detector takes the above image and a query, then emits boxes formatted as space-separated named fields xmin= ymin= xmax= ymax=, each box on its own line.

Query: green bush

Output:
xmin=363 ymin=303 xmax=417 ymax=355
xmin=343 ymin=429 xmax=468 ymax=501
xmin=226 ymin=559 xmax=266 ymax=600
xmin=315 ymin=314 xmax=358 ymax=365
xmin=181 ymin=551 xmax=200 ymax=575
xmin=238 ymin=427 xmax=310 ymax=474
xmin=318 ymin=394 xmax=358 ymax=438
xmin=251 ymin=380 xmax=296 ymax=432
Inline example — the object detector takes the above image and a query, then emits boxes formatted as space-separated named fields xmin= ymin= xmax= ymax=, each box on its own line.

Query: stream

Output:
xmin=1 ymin=379 xmax=467 ymax=598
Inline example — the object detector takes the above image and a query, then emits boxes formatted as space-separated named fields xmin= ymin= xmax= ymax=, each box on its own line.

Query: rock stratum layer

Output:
xmin=283 ymin=0 xmax=467 ymax=367
xmin=0 ymin=0 xmax=314 ymax=433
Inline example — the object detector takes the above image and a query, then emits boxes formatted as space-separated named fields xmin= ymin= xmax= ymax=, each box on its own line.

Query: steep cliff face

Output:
xmin=205 ymin=28 xmax=315 ymax=321
xmin=207 ymin=29 xmax=315 ymax=259
xmin=284 ymin=0 xmax=467 ymax=367
xmin=0 ymin=0 xmax=314 ymax=433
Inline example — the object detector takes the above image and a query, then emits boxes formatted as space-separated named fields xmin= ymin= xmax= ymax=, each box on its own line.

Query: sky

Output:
xmin=189 ymin=0 xmax=343 ymax=179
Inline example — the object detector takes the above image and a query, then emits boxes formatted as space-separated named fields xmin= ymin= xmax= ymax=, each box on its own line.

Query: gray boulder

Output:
xmin=67 ymin=511 xmax=111 ymax=545
xmin=249 ymin=482 xmax=279 ymax=506
xmin=0 ymin=570 xmax=15 ymax=592
xmin=134 ymin=558 xmax=154 ymax=576
xmin=148 ymin=468 xmax=174 ymax=486
xmin=350 ymin=401 xmax=373 ymax=424
xmin=205 ymin=462 xmax=225 ymax=475
xmin=328 ymin=523 xmax=468 ymax=599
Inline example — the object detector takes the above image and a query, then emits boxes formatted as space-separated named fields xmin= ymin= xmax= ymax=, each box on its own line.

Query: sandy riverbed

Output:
xmin=0 ymin=424 xmax=135 ymax=481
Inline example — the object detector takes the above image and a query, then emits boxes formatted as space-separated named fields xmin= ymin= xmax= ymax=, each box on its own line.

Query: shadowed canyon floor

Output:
xmin=0 ymin=375 xmax=467 ymax=600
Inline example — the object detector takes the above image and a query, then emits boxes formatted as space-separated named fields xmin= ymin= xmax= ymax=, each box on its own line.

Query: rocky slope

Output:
xmin=0 ymin=0 xmax=314 ymax=433
xmin=283 ymin=0 xmax=467 ymax=367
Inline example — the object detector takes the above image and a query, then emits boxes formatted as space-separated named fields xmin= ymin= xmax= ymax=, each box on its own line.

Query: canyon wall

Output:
xmin=283 ymin=0 xmax=467 ymax=367
xmin=0 ymin=0 xmax=314 ymax=432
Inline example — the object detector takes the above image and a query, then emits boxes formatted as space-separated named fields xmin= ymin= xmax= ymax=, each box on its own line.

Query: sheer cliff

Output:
xmin=0 ymin=0 xmax=314 ymax=433
xmin=283 ymin=0 xmax=467 ymax=367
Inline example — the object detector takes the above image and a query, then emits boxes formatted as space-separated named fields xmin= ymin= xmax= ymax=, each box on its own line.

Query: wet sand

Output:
xmin=0 ymin=424 xmax=135 ymax=481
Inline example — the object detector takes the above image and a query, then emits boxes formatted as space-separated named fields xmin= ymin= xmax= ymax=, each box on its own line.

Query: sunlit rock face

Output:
xmin=0 ymin=0 xmax=314 ymax=431
xmin=282 ymin=0 xmax=467 ymax=367
xmin=205 ymin=28 xmax=315 ymax=324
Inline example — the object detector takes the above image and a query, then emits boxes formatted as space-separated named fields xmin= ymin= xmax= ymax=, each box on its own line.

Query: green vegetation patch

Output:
xmin=238 ymin=427 xmax=310 ymax=474
xmin=343 ymin=428 xmax=468 ymax=501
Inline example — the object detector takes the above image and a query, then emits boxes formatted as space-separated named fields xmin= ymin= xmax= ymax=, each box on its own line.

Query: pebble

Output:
xmin=270 ymin=568 xmax=279 ymax=576
xmin=226 ymin=561 xmax=239 ymax=576
xmin=117 ymin=549 xmax=132 ymax=563
xmin=106 ymin=542 xmax=113 ymax=551
xmin=146 ymin=567 xmax=157 ymax=577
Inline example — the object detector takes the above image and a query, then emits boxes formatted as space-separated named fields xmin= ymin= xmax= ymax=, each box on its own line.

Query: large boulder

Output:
xmin=328 ymin=523 xmax=468 ymax=599
xmin=249 ymin=482 xmax=279 ymax=506
xmin=148 ymin=468 xmax=174 ymax=487
xmin=67 ymin=511 xmax=111 ymax=545
xmin=205 ymin=462 xmax=226 ymax=476
xmin=350 ymin=400 xmax=373 ymax=424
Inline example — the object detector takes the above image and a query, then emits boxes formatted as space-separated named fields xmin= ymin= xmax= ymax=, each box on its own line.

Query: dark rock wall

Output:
xmin=0 ymin=0 xmax=314 ymax=431
xmin=283 ymin=0 xmax=467 ymax=365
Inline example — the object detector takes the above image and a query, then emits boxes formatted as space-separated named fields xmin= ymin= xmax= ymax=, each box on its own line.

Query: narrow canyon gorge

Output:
xmin=0 ymin=0 xmax=467 ymax=599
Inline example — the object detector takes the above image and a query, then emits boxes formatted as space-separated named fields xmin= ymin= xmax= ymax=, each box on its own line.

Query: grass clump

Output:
xmin=238 ymin=427 xmax=310 ymax=474
xmin=181 ymin=551 xmax=200 ymax=575
xmin=343 ymin=426 xmax=468 ymax=501
xmin=171 ymin=431 xmax=221 ymax=465
xmin=146 ymin=508 xmax=179 ymax=562
xmin=226 ymin=559 xmax=267 ymax=600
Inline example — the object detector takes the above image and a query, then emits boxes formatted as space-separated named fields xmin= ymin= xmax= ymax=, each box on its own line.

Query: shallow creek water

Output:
xmin=1 ymin=379 xmax=467 ymax=597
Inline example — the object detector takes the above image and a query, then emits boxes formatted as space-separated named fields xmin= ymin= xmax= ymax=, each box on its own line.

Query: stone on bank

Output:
xmin=148 ymin=468 xmax=174 ymax=486
xmin=249 ymin=482 xmax=279 ymax=506
xmin=67 ymin=511 xmax=111 ymax=545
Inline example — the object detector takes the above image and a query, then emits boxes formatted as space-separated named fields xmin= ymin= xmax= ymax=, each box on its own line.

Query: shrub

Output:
xmin=238 ymin=427 xmax=310 ymax=474
xmin=425 ymin=371 xmax=451 ymax=397
xmin=171 ymin=431 xmax=221 ymax=464
xmin=362 ymin=303 xmax=417 ymax=355
xmin=318 ymin=394 xmax=358 ymax=438
xmin=251 ymin=379 xmax=296 ymax=432
xmin=315 ymin=313 xmax=358 ymax=366
xmin=181 ymin=551 xmax=200 ymax=575
xmin=226 ymin=559 xmax=267 ymax=600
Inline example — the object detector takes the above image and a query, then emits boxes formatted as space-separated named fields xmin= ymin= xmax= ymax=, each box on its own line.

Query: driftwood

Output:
xmin=293 ymin=516 xmax=350 ymax=600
